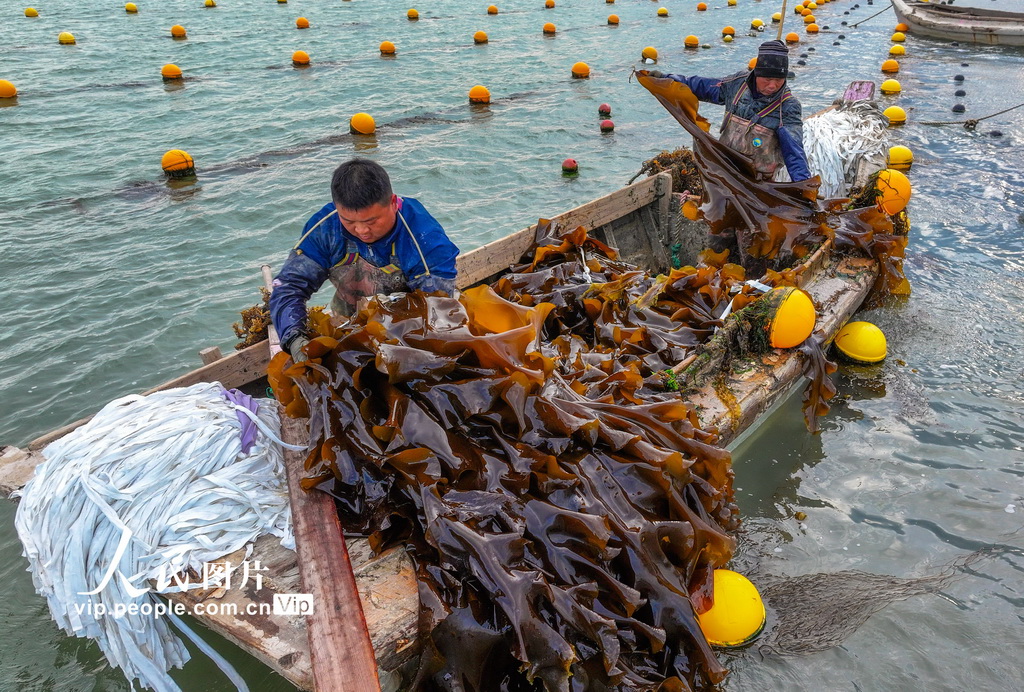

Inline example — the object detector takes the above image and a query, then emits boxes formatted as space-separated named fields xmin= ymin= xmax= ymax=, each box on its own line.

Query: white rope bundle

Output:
xmin=778 ymin=100 xmax=890 ymax=198
xmin=15 ymin=382 xmax=296 ymax=692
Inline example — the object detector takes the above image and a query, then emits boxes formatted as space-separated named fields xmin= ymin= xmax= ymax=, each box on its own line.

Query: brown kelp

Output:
xmin=270 ymin=222 xmax=751 ymax=691
xmin=634 ymin=71 xmax=909 ymax=299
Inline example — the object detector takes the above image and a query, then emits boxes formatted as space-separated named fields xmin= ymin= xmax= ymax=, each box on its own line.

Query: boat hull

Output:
xmin=892 ymin=0 xmax=1024 ymax=46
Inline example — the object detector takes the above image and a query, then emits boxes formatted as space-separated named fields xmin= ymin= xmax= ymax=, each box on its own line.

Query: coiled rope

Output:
xmin=15 ymin=382 xmax=296 ymax=692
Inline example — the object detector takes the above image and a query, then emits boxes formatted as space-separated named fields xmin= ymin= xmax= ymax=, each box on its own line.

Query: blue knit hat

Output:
xmin=754 ymin=40 xmax=789 ymax=78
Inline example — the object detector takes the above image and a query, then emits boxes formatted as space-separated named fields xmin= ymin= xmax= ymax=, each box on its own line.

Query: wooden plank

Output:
xmin=199 ymin=346 xmax=224 ymax=365
xmin=281 ymin=416 xmax=381 ymax=692
xmin=454 ymin=174 xmax=664 ymax=287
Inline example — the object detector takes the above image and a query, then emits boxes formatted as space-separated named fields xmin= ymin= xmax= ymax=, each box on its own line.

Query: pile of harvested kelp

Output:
xmin=270 ymin=222 xmax=760 ymax=690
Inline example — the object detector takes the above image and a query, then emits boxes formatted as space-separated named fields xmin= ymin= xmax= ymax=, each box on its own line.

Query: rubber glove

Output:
xmin=288 ymin=335 xmax=310 ymax=363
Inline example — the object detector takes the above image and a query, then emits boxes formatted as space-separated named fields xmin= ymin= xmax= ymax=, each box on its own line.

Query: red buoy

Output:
xmin=598 ymin=102 xmax=612 ymax=116
xmin=561 ymin=157 xmax=579 ymax=174
xmin=600 ymin=119 xmax=615 ymax=133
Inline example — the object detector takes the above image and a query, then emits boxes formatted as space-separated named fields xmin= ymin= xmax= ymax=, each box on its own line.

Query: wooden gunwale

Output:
xmin=0 ymin=167 xmax=881 ymax=689
xmin=891 ymin=0 xmax=1024 ymax=46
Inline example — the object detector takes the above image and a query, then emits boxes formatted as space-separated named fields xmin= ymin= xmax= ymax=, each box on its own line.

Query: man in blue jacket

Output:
xmin=270 ymin=158 xmax=459 ymax=361
xmin=649 ymin=40 xmax=811 ymax=182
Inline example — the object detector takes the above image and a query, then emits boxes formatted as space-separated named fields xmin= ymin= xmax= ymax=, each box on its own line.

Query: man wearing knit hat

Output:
xmin=648 ymin=40 xmax=811 ymax=182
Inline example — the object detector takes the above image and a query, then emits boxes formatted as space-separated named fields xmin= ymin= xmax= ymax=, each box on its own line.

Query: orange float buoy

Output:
xmin=881 ymin=59 xmax=899 ymax=73
xmin=722 ymin=26 xmax=735 ymax=36
xmin=161 ymin=63 xmax=182 ymax=80
xmin=806 ymin=23 xmax=819 ymax=33
xmin=748 ymin=57 xmax=757 ymax=69
xmin=608 ymin=14 xmax=619 ymax=24
xmin=349 ymin=112 xmax=376 ymax=135
xmin=543 ymin=22 xmax=556 ymax=35
xmin=803 ymin=14 xmax=816 ymax=24
xmin=895 ymin=22 xmax=909 ymax=32
xmin=380 ymin=40 xmax=396 ymax=55
xmin=292 ymin=50 xmax=310 ymax=66
xmin=571 ymin=61 xmax=590 ymax=78
xmin=170 ymin=25 xmax=186 ymax=39
xmin=684 ymin=34 xmax=699 ymax=48
xmin=545 ymin=0 xmax=555 ymax=7
xmin=487 ymin=4 xmax=498 ymax=14
xmin=697 ymin=2 xmax=707 ymax=10
xmin=161 ymin=149 xmax=196 ymax=178
xmin=296 ymin=17 xmax=310 ymax=29
xmin=785 ymin=32 xmax=799 ymax=43
xmin=0 ymin=80 xmax=17 ymax=99
xmin=474 ymin=30 xmax=488 ymax=43
xmin=407 ymin=8 xmax=419 ymax=20
xmin=469 ymin=85 xmax=490 ymax=104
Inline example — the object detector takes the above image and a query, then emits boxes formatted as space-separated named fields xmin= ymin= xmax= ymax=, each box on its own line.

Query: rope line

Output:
xmin=920 ymin=101 xmax=1024 ymax=129
xmin=851 ymin=2 xmax=894 ymax=28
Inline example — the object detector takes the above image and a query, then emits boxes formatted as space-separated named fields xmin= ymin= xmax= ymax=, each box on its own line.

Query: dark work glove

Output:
xmin=287 ymin=335 xmax=310 ymax=363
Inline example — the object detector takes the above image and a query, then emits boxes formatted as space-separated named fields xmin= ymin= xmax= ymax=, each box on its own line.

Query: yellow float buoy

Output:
xmin=875 ymin=169 xmax=912 ymax=215
xmin=771 ymin=11 xmax=782 ymax=22
xmin=291 ymin=49 xmax=310 ymax=66
xmin=407 ymin=8 xmax=419 ymax=20
xmin=881 ymin=59 xmax=899 ymax=73
xmin=889 ymin=44 xmax=906 ymax=55
xmin=895 ymin=22 xmax=909 ymax=32
xmin=697 ymin=570 xmax=766 ymax=648
xmin=125 ymin=3 xmax=138 ymax=13
xmin=571 ymin=61 xmax=590 ymax=78
xmin=349 ymin=112 xmax=375 ymax=135
xmin=808 ymin=1 xmax=818 ymax=8
xmin=58 ymin=31 xmax=76 ymax=45
xmin=380 ymin=40 xmax=396 ymax=55
xmin=880 ymin=78 xmax=901 ymax=95
xmin=722 ymin=26 xmax=735 ymax=36
xmin=834 ymin=321 xmax=887 ymax=363
xmin=468 ymin=84 xmax=490 ymax=104
xmin=543 ymin=22 xmax=556 ymax=35
xmin=806 ymin=23 xmax=819 ymax=33
xmin=727 ymin=0 xmax=737 ymax=5
xmin=883 ymin=105 xmax=906 ymax=126
xmin=161 ymin=149 xmax=195 ymax=178
xmin=296 ymin=17 xmax=309 ymax=29
xmin=751 ymin=18 xmax=765 ymax=29
xmin=803 ymin=14 xmax=816 ymax=24
xmin=545 ymin=0 xmax=555 ymax=7
xmin=657 ymin=7 xmax=669 ymax=17
xmin=608 ymin=14 xmax=619 ymax=24
xmin=170 ymin=25 xmax=186 ymax=39
xmin=642 ymin=46 xmax=658 ymax=60
xmin=161 ymin=63 xmax=182 ymax=80
xmin=785 ymin=31 xmax=799 ymax=43
xmin=724 ymin=35 xmax=733 ymax=43
xmin=891 ymin=31 xmax=906 ymax=42
xmin=887 ymin=145 xmax=913 ymax=171
xmin=0 ymin=80 xmax=17 ymax=99
xmin=487 ymin=4 xmax=498 ymax=14
xmin=474 ymin=30 xmax=488 ymax=44
xmin=277 ymin=0 xmax=287 ymax=3
xmin=697 ymin=2 xmax=708 ymax=10
xmin=765 ymin=287 xmax=816 ymax=349
xmin=205 ymin=0 xmax=216 ymax=7
xmin=25 ymin=7 xmax=38 ymax=17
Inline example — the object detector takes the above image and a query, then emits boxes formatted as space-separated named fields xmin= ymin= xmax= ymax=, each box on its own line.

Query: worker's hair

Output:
xmin=331 ymin=158 xmax=393 ymax=210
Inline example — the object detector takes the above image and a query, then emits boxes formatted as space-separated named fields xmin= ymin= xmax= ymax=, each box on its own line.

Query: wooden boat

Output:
xmin=892 ymin=0 xmax=1024 ymax=46
xmin=0 ymin=87 xmax=890 ymax=690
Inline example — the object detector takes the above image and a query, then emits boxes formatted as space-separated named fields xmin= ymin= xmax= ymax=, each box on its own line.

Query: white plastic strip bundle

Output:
xmin=15 ymin=382 xmax=296 ymax=692
xmin=778 ymin=100 xmax=890 ymax=198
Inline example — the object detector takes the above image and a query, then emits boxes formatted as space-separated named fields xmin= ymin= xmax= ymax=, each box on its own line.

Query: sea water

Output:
xmin=1 ymin=0 xmax=1022 ymax=689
